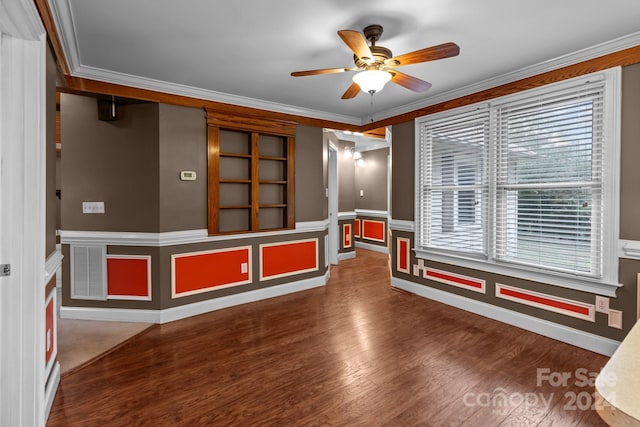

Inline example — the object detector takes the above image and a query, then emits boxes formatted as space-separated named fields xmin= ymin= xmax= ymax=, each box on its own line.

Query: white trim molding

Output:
xmin=391 ymin=277 xmax=620 ymax=356
xmin=337 ymin=211 xmax=357 ymax=220
xmin=338 ymin=251 xmax=356 ymax=261
xmin=44 ymin=362 xmax=60 ymax=421
xmin=355 ymin=209 xmax=388 ymax=219
xmin=389 ymin=219 xmax=414 ymax=233
xmin=45 ymin=247 xmax=63 ymax=282
xmin=0 ymin=13 xmax=48 ymax=426
xmin=60 ymin=220 xmax=329 ymax=247
xmin=355 ymin=241 xmax=388 ymax=254
xmin=619 ymin=239 xmax=640 ymax=260
xmin=60 ymin=271 xmax=329 ymax=324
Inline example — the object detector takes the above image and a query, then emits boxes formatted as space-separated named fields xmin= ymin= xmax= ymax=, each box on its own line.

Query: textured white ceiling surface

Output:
xmin=50 ymin=0 xmax=640 ymax=124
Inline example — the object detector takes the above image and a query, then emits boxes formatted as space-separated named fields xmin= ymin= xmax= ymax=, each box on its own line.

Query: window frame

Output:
xmin=414 ymin=68 xmax=621 ymax=295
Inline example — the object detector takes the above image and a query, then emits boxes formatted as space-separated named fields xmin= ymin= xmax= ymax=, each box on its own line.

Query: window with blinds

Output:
xmin=415 ymin=70 xmax=619 ymax=287
xmin=494 ymin=85 xmax=604 ymax=276
xmin=417 ymin=109 xmax=489 ymax=255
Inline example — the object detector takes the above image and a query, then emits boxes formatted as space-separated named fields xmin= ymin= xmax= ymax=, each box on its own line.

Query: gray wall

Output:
xmin=295 ymin=124 xmax=326 ymax=222
xmin=60 ymin=98 xmax=328 ymax=310
xmin=390 ymin=120 xmax=414 ymax=221
xmin=355 ymin=147 xmax=388 ymax=211
xmin=338 ymin=140 xmax=355 ymax=212
xmin=158 ymin=104 xmax=207 ymax=232
xmin=620 ymin=62 xmax=640 ymax=240
xmin=61 ymin=94 xmax=160 ymax=232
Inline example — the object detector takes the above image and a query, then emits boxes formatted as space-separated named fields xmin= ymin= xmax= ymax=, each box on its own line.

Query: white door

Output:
xmin=0 ymin=2 xmax=48 ymax=424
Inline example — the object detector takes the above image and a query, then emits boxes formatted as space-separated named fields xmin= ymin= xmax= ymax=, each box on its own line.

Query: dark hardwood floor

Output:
xmin=47 ymin=249 xmax=608 ymax=426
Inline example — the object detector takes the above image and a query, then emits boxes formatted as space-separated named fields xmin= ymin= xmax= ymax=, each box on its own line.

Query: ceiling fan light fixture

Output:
xmin=352 ymin=69 xmax=391 ymax=94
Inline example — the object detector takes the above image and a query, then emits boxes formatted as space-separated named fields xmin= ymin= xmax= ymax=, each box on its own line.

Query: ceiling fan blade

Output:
xmin=388 ymin=42 xmax=460 ymax=66
xmin=338 ymin=30 xmax=373 ymax=61
xmin=291 ymin=67 xmax=353 ymax=77
xmin=341 ymin=82 xmax=361 ymax=99
xmin=390 ymin=70 xmax=432 ymax=92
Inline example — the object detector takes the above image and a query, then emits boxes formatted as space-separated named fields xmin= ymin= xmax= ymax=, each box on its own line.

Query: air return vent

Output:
xmin=71 ymin=245 xmax=107 ymax=300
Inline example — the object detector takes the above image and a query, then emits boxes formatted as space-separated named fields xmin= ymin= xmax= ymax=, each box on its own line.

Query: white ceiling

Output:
xmin=50 ymin=0 xmax=640 ymax=125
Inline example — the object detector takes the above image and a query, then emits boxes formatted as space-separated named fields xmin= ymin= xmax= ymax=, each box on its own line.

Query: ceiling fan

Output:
xmin=291 ymin=24 xmax=460 ymax=99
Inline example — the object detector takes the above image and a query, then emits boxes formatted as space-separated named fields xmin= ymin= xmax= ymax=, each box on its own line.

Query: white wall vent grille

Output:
xmin=71 ymin=245 xmax=107 ymax=300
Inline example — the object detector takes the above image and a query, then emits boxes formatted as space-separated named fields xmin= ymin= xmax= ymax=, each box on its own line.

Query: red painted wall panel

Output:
xmin=362 ymin=219 xmax=385 ymax=242
xmin=354 ymin=219 xmax=360 ymax=238
xmin=398 ymin=239 xmax=408 ymax=272
xmin=107 ymin=257 xmax=150 ymax=298
xmin=261 ymin=239 xmax=318 ymax=280
xmin=45 ymin=297 xmax=54 ymax=363
xmin=343 ymin=224 xmax=352 ymax=249
xmin=173 ymin=247 xmax=251 ymax=297
xmin=498 ymin=287 xmax=590 ymax=316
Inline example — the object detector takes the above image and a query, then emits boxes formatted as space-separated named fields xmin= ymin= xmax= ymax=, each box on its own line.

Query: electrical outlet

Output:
xmin=595 ymin=296 xmax=610 ymax=313
xmin=241 ymin=263 xmax=248 ymax=274
xmin=608 ymin=309 xmax=623 ymax=329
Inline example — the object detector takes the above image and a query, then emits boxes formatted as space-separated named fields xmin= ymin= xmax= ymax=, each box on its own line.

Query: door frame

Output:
xmin=0 ymin=2 xmax=47 ymax=425
xmin=327 ymin=143 xmax=339 ymax=265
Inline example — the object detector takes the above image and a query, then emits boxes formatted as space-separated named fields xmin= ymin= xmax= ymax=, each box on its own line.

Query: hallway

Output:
xmin=47 ymin=249 xmax=607 ymax=426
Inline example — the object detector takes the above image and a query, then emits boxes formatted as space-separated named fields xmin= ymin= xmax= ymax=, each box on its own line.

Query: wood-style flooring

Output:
xmin=47 ymin=249 xmax=608 ymax=426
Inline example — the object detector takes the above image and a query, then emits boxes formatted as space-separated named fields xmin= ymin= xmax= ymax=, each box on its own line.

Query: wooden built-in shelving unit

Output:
xmin=206 ymin=110 xmax=295 ymax=234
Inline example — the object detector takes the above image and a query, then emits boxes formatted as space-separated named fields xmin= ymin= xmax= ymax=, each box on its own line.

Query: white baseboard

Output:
xmin=356 ymin=241 xmax=389 ymax=254
xmin=44 ymin=362 xmax=60 ymax=422
xmin=60 ymin=306 xmax=161 ymax=323
xmin=338 ymin=251 xmax=356 ymax=261
xmin=391 ymin=276 xmax=620 ymax=356
xmin=60 ymin=271 xmax=329 ymax=324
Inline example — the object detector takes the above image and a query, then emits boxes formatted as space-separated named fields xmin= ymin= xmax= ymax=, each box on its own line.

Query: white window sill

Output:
xmin=414 ymin=248 xmax=621 ymax=297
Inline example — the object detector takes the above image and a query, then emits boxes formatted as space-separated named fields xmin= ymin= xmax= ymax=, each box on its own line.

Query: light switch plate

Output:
xmin=82 ymin=201 xmax=104 ymax=214
xmin=608 ymin=309 xmax=623 ymax=329
xmin=595 ymin=296 xmax=609 ymax=313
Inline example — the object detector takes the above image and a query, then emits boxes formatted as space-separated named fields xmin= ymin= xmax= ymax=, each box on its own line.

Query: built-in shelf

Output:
xmin=207 ymin=110 xmax=296 ymax=235
xmin=220 ymin=152 xmax=252 ymax=159
xmin=259 ymin=180 xmax=287 ymax=185
xmin=220 ymin=205 xmax=251 ymax=209
xmin=220 ymin=179 xmax=252 ymax=184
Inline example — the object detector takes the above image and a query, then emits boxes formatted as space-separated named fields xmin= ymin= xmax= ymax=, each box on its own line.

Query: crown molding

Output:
xmin=377 ymin=32 xmax=640 ymax=122
xmin=48 ymin=0 xmax=640 ymax=127
xmin=72 ymin=64 xmax=362 ymax=126
xmin=50 ymin=0 xmax=360 ymax=125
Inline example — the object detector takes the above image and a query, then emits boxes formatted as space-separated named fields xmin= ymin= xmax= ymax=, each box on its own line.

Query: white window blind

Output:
xmin=417 ymin=109 xmax=489 ymax=255
xmin=415 ymin=69 xmax=620 ymax=292
xmin=494 ymin=83 xmax=605 ymax=276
